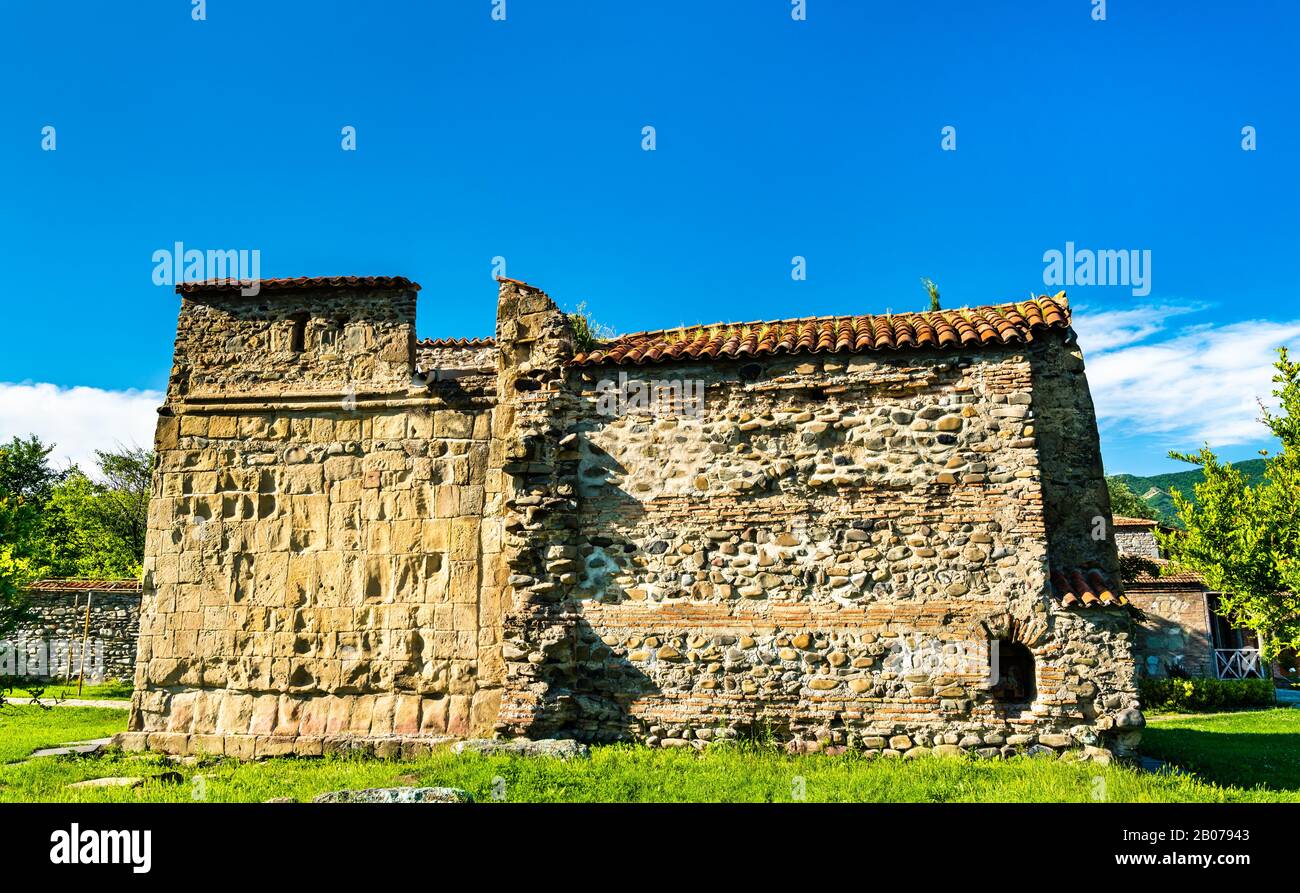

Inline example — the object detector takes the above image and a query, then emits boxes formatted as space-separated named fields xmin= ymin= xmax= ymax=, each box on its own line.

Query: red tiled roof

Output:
xmin=26 ymin=579 xmax=142 ymax=593
xmin=1113 ymin=516 xmax=1158 ymax=528
xmin=417 ymin=337 xmax=496 ymax=348
xmin=1050 ymin=567 xmax=1128 ymax=608
xmin=570 ymin=294 xmax=1071 ymax=366
xmin=177 ymin=276 xmax=419 ymax=295
xmin=1125 ymin=559 xmax=1207 ymax=589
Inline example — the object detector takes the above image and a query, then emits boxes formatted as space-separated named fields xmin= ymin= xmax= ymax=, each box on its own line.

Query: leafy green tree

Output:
xmin=0 ymin=436 xmax=60 ymax=636
xmin=90 ymin=447 xmax=152 ymax=564
xmin=38 ymin=472 xmax=143 ymax=579
xmin=0 ymin=437 xmax=150 ymax=589
xmin=35 ymin=447 xmax=152 ymax=580
xmin=0 ymin=494 xmax=35 ymax=638
xmin=1107 ymin=477 xmax=1157 ymax=520
xmin=0 ymin=435 xmax=65 ymax=508
xmin=1161 ymin=348 xmax=1300 ymax=659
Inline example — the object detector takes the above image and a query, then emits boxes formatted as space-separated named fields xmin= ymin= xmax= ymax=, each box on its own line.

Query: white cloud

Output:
xmin=1071 ymin=302 xmax=1205 ymax=354
xmin=0 ymin=382 xmax=162 ymax=474
xmin=1077 ymin=306 xmax=1300 ymax=450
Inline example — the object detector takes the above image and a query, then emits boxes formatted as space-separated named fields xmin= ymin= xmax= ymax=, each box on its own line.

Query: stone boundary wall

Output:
xmin=4 ymin=588 xmax=142 ymax=682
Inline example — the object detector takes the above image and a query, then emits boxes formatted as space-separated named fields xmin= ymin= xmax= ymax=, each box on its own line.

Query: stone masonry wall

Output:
xmin=1115 ymin=529 xmax=1160 ymax=559
xmin=1113 ymin=526 xmax=1215 ymax=678
xmin=1125 ymin=588 xmax=1215 ymax=677
xmin=123 ymin=284 xmax=506 ymax=758
xmin=5 ymin=589 xmax=141 ymax=682
xmin=127 ymin=277 xmax=1138 ymax=758
xmin=495 ymin=283 xmax=1138 ymax=756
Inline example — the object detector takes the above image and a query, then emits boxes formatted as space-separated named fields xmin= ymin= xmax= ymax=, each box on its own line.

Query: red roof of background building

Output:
xmin=570 ymin=294 xmax=1072 ymax=366
xmin=1113 ymin=515 xmax=1159 ymax=528
xmin=416 ymin=337 xmax=496 ymax=348
xmin=25 ymin=579 xmax=143 ymax=593
xmin=1124 ymin=559 xmax=1207 ymax=589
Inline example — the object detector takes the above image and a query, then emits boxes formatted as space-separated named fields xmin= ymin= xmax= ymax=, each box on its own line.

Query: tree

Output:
xmin=38 ymin=472 xmax=142 ymax=579
xmin=92 ymin=446 xmax=152 ymax=564
xmin=921 ymin=278 xmax=941 ymax=311
xmin=0 ymin=436 xmax=58 ymax=637
xmin=36 ymin=447 xmax=153 ymax=580
xmin=0 ymin=437 xmax=151 ymax=585
xmin=0 ymin=435 xmax=65 ymax=508
xmin=1161 ymin=347 xmax=1300 ymax=659
xmin=0 ymin=494 xmax=35 ymax=638
xmin=1107 ymin=477 xmax=1157 ymax=520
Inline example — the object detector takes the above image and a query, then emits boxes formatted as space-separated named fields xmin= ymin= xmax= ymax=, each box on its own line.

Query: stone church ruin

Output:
xmin=120 ymin=275 xmax=1143 ymax=759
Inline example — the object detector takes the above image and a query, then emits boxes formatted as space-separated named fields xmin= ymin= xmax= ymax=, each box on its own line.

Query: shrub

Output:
xmin=567 ymin=301 xmax=616 ymax=354
xmin=1138 ymin=677 xmax=1276 ymax=712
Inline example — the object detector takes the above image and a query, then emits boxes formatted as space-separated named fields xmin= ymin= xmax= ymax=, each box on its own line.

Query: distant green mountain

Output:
xmin=1108 ymin=458 xmax=1269 ymax=525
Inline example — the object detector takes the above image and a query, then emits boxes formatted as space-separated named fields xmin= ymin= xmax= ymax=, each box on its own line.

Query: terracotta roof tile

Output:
xmin=416 ymin=337 xmax=496 ymax=348
xmin=177 ymin=276 xmax=419 ymax=295
xmin=570 ymin=294 xmax=1072 ymax=366
xmin=1125 ymin=559 xmax=1207 ymax=588
xmin=1050 ymin=567 xmax=1127 ymax=609
xmin=26 ymin=579 xmax=142 ymax=593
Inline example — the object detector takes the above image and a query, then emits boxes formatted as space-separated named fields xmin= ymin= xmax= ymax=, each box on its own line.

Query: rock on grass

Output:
xmin=313 ymin=787 xmax=473 ymax=803
xmin=67 ymin=776 xmax=144 ymax=789
xmin=451 ymin=738 xmax=590 ymax=759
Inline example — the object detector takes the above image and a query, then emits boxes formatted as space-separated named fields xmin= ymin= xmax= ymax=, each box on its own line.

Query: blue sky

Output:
xmin=0 ymin=1 xmax=1297 ymax=475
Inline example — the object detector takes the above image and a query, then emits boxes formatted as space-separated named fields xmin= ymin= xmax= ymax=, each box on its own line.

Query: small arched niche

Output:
xmin=989 ymin=638 xmax=1037 ymax=705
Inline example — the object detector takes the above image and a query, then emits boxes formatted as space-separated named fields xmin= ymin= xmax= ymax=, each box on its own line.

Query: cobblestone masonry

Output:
xmin=1115 ymin=530 xmax=1161 ymax=559
xmin=122 ymin=277 xmax=1140 ymax=758
xmin=5 ymin=584 xmax=142 ymax=682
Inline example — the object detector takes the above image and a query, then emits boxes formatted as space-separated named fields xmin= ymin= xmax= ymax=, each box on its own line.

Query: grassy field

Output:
xmin=0 ymin=705 xmax=1294 ymax=803
xmin=0 ymin=705 xmax=129 ymax=765
xmin=3 ymin=678 xmax=134 ymax=701
xmin=1141 ymin=708 xmax=1299 ymax=792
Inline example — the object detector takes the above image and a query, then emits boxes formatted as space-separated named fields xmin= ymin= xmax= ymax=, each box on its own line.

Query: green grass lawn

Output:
xmin=3 ymin=678 xmax=134 ymax=701
xmin=0 ymin=705 xmax=129 ymax=765
xmin=0 ymin=705 xmax=1294 ymax=803
xmin=1143 ymin=708 xmax=1299 ymax=793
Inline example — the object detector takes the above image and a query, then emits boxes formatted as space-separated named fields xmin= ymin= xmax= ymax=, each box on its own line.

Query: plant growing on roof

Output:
xmin=921 ymin=277 xmax=941 ymax=311
xmin=568 ymin=301 xmax=617 ymax=354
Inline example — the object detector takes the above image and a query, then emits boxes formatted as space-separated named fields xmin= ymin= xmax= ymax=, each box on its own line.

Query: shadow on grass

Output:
xmin=1142 ymin=725 xmax=1300 ymax=792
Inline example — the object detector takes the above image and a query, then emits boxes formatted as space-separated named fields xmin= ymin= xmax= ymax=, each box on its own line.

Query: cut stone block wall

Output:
xmin=124 ymin=283 xmax=506 ymax=757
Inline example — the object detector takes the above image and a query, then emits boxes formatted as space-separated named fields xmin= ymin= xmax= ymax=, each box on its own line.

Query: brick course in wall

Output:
xmin=120 ymin=276 xmax=1143 ymax=758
